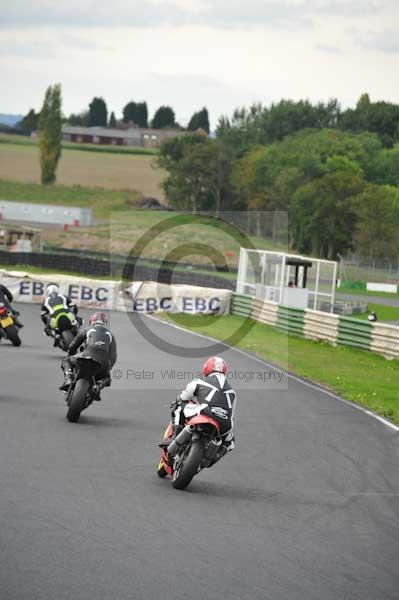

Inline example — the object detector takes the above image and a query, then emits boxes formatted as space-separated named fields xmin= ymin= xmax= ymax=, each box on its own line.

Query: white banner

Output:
xmin=0 ymin=269 xmax=232 ymax=315
xmin=118 ymin=281 xmax=231 ymax=314
xmin=367 ymin=282 xmax=398 ymax=294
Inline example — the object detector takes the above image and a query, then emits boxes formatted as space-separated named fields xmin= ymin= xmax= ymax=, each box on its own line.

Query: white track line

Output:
xmin=147 ymin=315 xmax=399 ymax=433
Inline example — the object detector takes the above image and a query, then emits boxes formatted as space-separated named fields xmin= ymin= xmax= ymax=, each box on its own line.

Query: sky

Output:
xmin=1 ymin=0 xmax=399 ymax=127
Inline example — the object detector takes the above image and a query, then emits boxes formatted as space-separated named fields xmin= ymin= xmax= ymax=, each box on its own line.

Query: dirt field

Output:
xmin=0 ymin=143 xmax=166 ymax=200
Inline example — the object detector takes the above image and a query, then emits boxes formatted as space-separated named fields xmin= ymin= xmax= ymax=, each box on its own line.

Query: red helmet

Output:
xmin=89 ymin=312 xmax=107 ymax=326
xmin=202 ymin=356 xmax=228 ymax=377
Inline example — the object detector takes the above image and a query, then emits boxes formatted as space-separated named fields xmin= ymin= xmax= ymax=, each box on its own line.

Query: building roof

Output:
xmin=62 ymin=125 xmax=187 ymax=139
xmin=62 ymin=125 xmax=141 ymax=139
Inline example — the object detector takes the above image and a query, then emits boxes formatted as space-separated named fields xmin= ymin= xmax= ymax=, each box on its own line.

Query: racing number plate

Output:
xmin=0 ymin=316 xmax=13 ymax=327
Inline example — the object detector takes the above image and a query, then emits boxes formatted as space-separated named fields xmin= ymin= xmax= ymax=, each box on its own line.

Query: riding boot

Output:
xmin=59 ymin=369 xmax=73 ymax=392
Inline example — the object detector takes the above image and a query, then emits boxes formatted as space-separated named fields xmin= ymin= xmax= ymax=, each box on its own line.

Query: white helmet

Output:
xmin=47 ymin=284 xmax=59 ymax=296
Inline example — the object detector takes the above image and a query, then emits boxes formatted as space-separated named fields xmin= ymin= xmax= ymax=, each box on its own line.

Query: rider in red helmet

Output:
xmin=60 ymin=311 xmax=117 ymax=393
xmin=162 ymin=356 xmax=237 ymax=463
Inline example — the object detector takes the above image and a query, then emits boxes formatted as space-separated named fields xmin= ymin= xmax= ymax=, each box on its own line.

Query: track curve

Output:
xmin=0 ymin=303 xmax=398 ymax=600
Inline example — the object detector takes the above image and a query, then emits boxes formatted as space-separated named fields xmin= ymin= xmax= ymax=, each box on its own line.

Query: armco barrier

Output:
xmin=230 ymin=293 xmax=399 ymax=360
xmin=370 ymin=323 xmax=399 ymax=360
xmin=276 ymin=305 xmax=305 ymax=336
xmin=230 ymin=294 xmax=253 ymax=318
xmin=303 ymin=310 xmax=339 ymax=344
xmin=337 ymin=316 xmax=372 ymax=351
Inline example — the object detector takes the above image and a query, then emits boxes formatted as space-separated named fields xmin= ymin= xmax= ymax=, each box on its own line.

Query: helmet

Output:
xmin=89 ymin=312 xmax=107 ymax=326
xmin=47 ymin=284 xmax=59 ymax=296
xmin=202 ymin=356 xmax=228 ymax=377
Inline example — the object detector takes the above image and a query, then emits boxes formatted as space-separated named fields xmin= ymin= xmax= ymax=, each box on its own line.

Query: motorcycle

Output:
xmin=64 ymin=356 xmax=107 ymax=423
xmin=157 ymin=411 xmax=224 ymax=490
xmin=48 ymin=310 xmax=81 ymax=352
xmin=0 ymin=303 xmax=21 ymax=346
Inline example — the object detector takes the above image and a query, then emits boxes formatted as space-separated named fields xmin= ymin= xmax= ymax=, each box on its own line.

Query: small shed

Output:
xmin=236 ymin=249 xmax=337 ymax=312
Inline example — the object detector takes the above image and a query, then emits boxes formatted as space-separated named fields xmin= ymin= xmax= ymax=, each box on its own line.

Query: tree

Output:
xmin=339 ymin=93 xmax=399 ymax=147
xmin=367 ymin=146 xmax=399 ymax=186
xmin=20 ymin=109 xmax=40 ymax=134
xmin=88 ymin=97 xmax=107 ymax=127
xmin=187 ymin=107 xmax=210 ymax=134
xmin=39 ymin=83 xmax=62 ymax=185
xmin=354 ymin=184 xmax=399 ymax=259
xmin=291 ymin=171 xmax=365 ymax=258
xmin=67 ymin=111 xmax=89 ymax=126
xmin=157 ymin=135 xmax=235 ymax=214
xmin=151 ymin=105 xmax=176 ymax=129
xmin=109 ymin=111 xmax=116 ymax=128
xmin=122 ymin=101 xmax=148 ymax=127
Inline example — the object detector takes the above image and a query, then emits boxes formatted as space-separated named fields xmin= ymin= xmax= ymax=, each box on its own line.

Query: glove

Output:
xmin=169 ymin=396 xmax=183 ymax=410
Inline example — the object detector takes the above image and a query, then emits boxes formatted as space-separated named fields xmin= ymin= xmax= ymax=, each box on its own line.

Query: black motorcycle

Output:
xmin=65 ymin=357 xmax=107 ymax=423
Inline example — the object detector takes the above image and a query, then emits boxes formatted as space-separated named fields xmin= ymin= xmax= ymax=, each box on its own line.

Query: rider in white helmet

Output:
xmin=40 ymin=283 xmax=80 ymax=337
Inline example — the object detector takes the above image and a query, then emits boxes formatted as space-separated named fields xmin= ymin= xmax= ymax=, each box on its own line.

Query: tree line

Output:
xmin=19 ymin=98 xmax=210 ymax=134
xmin=158 ymin=95 xmax=399 ymax=261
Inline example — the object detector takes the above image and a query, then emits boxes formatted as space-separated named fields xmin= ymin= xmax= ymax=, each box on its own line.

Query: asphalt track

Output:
xmin=1 ymin=303 xmax=398 ymax=600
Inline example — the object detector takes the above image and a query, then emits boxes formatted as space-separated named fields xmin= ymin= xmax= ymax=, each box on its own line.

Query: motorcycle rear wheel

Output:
xmin=172 ymin=441 xmax=204 ymax=490
xmin=67 ymin=379 xmax=90 ymax=423
xmin=5 ymin=324 xmax=21 ymax=347
xmin=61 ymin=329 xmax=74 ymax=351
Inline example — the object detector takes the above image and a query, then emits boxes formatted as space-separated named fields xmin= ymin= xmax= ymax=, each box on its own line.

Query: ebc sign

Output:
xmin=17 ymin=280 xmax=112 ymax=307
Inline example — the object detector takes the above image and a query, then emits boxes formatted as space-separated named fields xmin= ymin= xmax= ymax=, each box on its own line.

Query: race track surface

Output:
xmin=1 ymin=304 xmax=398 ymax=600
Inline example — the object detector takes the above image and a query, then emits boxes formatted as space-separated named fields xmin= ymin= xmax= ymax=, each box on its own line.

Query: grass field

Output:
xmin=0 ymin=180 xmax=142 ymax=217
xmin=42 ymin=210 xmax=286 ymax=267
xmin=0 ymin=133 xmax=159 ymax=156
xmin=352 ymin=303 xmax=399 ymax=322
xmin=160 ymin=313 xmax=399 ymax=424
xmin=0 ymin=141 xmax=165 ymax=199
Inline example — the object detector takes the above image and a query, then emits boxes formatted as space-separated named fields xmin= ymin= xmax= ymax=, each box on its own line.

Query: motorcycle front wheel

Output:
xmin=172 ymin=440 xmax=204 ymax=490
xmin=66 ymin=379 xmax=90 ymax=423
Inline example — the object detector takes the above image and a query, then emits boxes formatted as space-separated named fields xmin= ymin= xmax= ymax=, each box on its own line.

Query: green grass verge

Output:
xmin=160 ymin=313 xmax=399 ymax=424
xmin=337 ymin=288 xmax=399 ymax=299
xmin=0 ymin=134 xmax=159 ymax=156
xmin=352 ymin=303 xmax=399 ymax=322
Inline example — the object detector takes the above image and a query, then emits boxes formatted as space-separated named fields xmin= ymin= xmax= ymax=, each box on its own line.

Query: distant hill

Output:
xmin=0 ymin=114 xmax=23 ymax=127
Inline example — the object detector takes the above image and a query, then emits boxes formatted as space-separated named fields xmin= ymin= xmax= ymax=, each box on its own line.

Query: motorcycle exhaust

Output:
xmin=167 ymin=424 xmax=195 ymax=457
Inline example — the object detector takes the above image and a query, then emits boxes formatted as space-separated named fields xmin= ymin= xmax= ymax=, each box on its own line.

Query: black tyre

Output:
xmin=61 ymin=329 xmax=74 ymax=351
xmin=5 ymin=324 xmax=21 ymax=347
xmin=67 ymin=379 xmax=90 ymax=423
xmin=172 ymin=440 xmax=204 ymax=490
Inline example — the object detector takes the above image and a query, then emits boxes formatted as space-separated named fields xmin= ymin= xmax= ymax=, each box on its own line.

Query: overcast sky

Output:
xmin=1 ymin=0 xmax=399 ymax=127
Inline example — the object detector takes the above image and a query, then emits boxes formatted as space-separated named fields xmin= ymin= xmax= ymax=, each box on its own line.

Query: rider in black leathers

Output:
xmin=60 ymin=312 xmax=117 ymax=392
xmin=0 ymin=283 xmax=23 ymax=327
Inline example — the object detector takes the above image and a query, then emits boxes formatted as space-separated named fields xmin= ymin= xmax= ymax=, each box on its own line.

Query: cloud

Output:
xmin=315 ymin=43 xmax=342 ymax=54
xmin=0 ymin=0 xmax=385 ymax=31
xmin=358 ymin=30 xmax=399 ymax=54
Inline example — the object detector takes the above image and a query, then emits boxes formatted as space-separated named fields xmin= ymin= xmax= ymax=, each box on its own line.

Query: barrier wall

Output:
xmin=0 ymin=250 xmax=235 ymax=291
xmin=0 ymin=269 xmax=232 ymax=315
xmin=231 ymin=293 xmax=399 ymax=360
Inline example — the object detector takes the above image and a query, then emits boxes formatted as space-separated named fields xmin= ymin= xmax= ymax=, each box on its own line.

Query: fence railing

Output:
xmin=231 ymin=293 xmax=399 ymax=360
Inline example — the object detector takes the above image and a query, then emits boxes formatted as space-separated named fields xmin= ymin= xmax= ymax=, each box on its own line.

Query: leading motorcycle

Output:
xmin=0 ymin=303 xmax=21 ymax=346
xmin=48 ymin=309 xmax=81 ymax=352
xmin=157 ymin=411 xmax=224 ymax=490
